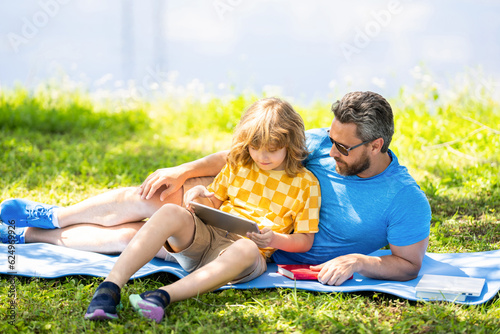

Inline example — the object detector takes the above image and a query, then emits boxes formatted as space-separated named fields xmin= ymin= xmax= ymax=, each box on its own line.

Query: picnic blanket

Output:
xmin=1 ymin=243 xmax=498 ymax=305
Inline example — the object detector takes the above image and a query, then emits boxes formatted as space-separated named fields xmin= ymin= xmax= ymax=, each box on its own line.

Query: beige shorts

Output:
xmin=163 ymin=210 xmax=267 ymax=284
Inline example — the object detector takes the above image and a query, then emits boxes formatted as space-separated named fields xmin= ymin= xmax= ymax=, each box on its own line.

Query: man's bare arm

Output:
xmin=311 ymin=237 xmax=429 ymax=285
xmin=139 ymin=150 xmax=229 ymax=201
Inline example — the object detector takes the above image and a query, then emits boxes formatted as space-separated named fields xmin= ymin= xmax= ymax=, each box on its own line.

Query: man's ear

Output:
xmin=370 ymin=138 xmax=385 ymax=154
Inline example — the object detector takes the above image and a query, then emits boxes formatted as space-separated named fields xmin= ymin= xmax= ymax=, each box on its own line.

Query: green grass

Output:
xmin=0 ymin=78 xmax=499 ymax=333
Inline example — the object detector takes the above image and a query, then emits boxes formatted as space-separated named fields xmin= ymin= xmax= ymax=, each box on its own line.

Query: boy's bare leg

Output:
xmin=85 ymin=203 xmax=262 ymax=322
xmin=105 ymin=204 xmax=197 ymax=287
xmin=104 ymin=204 xmax=261 ymax=301
xmin=162 ymin=238 xmax=261 ymax=302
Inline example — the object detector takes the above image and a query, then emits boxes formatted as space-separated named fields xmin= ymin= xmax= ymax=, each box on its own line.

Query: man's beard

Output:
xmin=335 ymin=151 xmax=371 ymax=176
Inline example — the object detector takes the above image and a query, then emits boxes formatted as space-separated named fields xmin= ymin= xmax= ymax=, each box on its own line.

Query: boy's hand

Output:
xmin=184 ymin=186 xmax=215 ymax=211
xmin=247 ymin=227 xmax=274 ymax=248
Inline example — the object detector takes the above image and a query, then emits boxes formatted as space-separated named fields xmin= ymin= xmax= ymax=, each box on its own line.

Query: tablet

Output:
xmin=189 ymin=201 xmax=260 ymax=235
xmin=415 ymin=274 xmax=485 ymax=301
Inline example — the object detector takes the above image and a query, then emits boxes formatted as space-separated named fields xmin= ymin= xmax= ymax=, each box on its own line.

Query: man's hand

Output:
xmin=247 ymin=227 xmax=274 ymax=248
xmin=137 ymin=150 xmax=229 ymax=202
xmin=310 ymin=254 xmax=360 ymax=286
xmin=138 ymin=166 xmax=187 ymax=201
xmin=311 ymin=237 xmax=429 ymax=286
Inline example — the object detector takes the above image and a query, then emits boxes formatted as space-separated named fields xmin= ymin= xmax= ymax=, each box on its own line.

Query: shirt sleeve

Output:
xmin=207 ymin=163 xmax=231 ymax=202
xmin=293 ymin=174 xmax=321 ymax=234
xmin=304 ymin=128 xmax=327 ymax=165
xmin=386 ymin=185 xmax=431 ymax=246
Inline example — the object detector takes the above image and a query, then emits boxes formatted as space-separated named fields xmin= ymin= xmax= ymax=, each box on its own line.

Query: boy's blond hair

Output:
xmin=227 ymin=97 xmax=308 ymax=177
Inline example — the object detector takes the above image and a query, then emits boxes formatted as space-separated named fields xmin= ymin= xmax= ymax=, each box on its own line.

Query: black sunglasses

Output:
xmin=327 ymin=131 xmax=372 ymax=156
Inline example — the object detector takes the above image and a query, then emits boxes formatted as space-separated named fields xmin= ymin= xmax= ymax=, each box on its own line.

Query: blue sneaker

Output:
xmin=84 ymin=282 xmax=122 ymax=321
xmin=0 ymin=199 xmax=59 ymax=229
xmin=0 ymin=223 xmax=26 ymax=244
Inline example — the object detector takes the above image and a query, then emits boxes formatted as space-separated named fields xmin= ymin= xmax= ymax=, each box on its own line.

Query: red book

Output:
xmin=277 ymin=264 xmax=320 ymax=280
xmin=277 ymin=264 xmax=354 ymax=281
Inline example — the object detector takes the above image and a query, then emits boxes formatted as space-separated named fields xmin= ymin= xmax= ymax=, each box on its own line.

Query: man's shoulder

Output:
xmin=385 ymin=151 xmax=419 ymax=186
xmin=305 ymin=128 xmax=328 ymax=141
xmin=383 ymin=152 xmax=430 ymax=208
xmin=305 ymin=128 xmax=329 ymax=159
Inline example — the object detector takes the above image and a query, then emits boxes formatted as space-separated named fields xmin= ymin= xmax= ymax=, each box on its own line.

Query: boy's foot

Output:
xmin=0 ymin=199 xmax=59 ymax=229
xmin=84 ymin=281 xmax=122 ymax=321
xmin=129 ymin=289 xmax=170 ymax=323
xmin=0 ymin=223 xmax=26 ymax=244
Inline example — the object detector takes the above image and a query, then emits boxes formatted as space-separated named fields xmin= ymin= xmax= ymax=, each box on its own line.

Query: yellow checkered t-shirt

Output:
xmin=208 ymin=162 xmax=321 ymax=259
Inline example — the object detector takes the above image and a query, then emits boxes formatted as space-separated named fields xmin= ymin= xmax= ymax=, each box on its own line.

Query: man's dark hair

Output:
xmin=331 ymin=91 xmax=394 ymax=153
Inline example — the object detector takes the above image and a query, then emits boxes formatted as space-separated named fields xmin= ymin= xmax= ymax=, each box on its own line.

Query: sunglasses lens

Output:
xmin=329 ymin=137 xmax=348 ymax=156
xmin=336 ymin=143 xmax=348 ymax=156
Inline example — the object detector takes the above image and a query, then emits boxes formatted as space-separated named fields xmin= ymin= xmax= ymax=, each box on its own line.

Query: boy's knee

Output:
xmin=153 ymin=204 xmax=190 ymax=229
xmin=156 ymin=203 xmax=185 ymax=217
xmin=231 ymin=239 xmax=261 ymax=264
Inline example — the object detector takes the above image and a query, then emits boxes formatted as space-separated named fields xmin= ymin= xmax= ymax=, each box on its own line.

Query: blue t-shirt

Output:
xmin=272 ymin=128 xmax=431 ymax=264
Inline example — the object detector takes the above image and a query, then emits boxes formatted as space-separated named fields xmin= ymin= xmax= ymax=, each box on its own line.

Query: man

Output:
xmin=1 ymin=91 xmax=431 ymax=286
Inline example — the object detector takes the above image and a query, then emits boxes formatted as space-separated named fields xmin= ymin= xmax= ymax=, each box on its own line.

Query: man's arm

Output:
xmin=311 ymin=237 xmax=429 ymax=285
xmin=139 ymin=150 xmax=229 ymax=201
